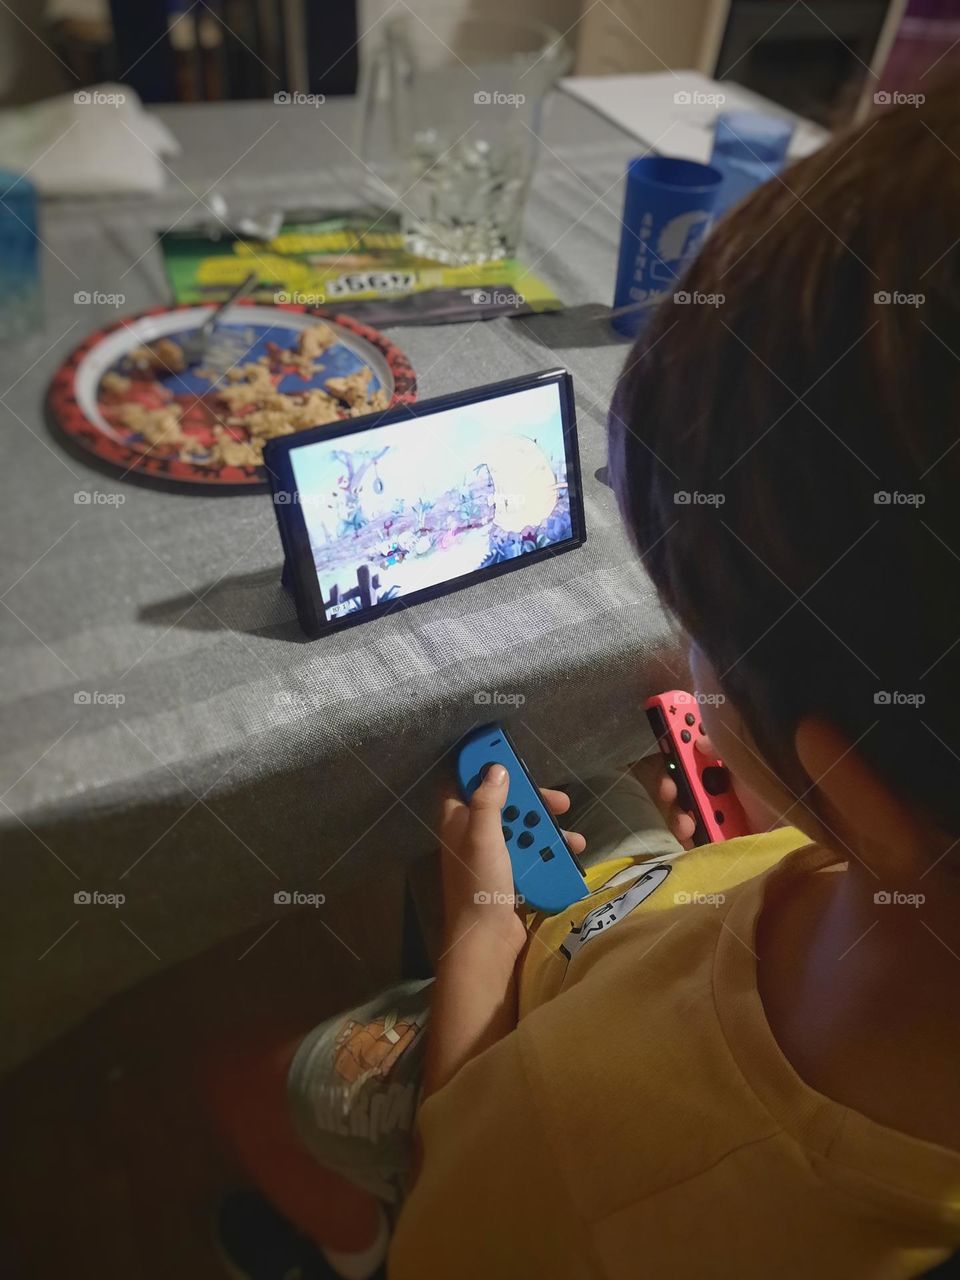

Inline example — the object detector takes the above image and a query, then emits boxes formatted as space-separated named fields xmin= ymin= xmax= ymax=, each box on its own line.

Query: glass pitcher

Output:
xmin=358 ymin=15 xmax=571 ymax=265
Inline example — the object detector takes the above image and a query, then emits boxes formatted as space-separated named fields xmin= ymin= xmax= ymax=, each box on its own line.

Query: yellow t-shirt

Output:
xmin=390 ymin=830 xmax=960 ymax=1278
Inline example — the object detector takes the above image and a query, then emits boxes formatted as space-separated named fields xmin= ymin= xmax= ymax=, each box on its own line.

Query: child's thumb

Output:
xmin=468 ymin=764 xmax=509 ymax=837
xmin=473 ymin=762 xmax=508 ymax=802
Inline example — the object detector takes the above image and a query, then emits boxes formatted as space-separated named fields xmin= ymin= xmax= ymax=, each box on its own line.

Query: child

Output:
xmin=211 ymin=81 xmax=960 ymax=1278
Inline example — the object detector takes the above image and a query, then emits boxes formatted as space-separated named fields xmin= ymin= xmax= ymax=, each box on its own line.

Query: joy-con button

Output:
xmin=539 ymin=846 xmax=555 ymax=862
xmin=503 ymin=804 xmax=520 ymax=822
xmin=702 ymin=766 xmax=729 ymax=796
xmin=684 ymin=712 xmax=696 ymax=726
xmin=502 ymin=825 xmax=514 ymax=842
xmin=714 ymin=810 xmax=725 ymax=825
xmin=517 ymin=831 xmax=534 ymax=849
xmin=523 ymin=811 xmax=541 ymax=828
xmin=681 ymin=729 xmax=691 ymax=743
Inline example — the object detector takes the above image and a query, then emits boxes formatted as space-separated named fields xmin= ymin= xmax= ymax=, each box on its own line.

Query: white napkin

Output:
xmin=0 ymin=82 xmax=180 ymax=196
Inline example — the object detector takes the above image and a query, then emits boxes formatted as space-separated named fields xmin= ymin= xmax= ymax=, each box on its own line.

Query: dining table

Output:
xmin=0 ymin=86 xmax=685 ymax=1073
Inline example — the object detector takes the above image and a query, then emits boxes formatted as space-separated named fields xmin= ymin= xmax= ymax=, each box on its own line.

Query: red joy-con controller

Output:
xmin=644 ymin=690 xmax=750 ymax=844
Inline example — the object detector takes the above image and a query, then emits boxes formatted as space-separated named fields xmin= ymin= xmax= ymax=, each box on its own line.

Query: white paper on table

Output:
xmin=0 ymin=83 xmax=180 ymax=197
xmin=561 ymin=70 xmax=829 ymax=162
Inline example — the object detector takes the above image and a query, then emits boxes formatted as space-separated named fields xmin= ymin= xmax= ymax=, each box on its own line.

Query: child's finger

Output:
xmin=658 ymin=773 xmax=678 ymax=805
xmin=694 ymin=732 xmax=717 ymax=757
xmin=540 ymin=786 xmax=570 ymax=816
xmin=562 ymin=829 xmax=586 ymax=856
xmin=672 ymin=811 xmax=696 ymax=843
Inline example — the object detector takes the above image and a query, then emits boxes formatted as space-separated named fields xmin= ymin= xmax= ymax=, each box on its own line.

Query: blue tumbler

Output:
xmin=611 ymin=155 xmax=722 ymax=338
xmin=711 ymin=111 xmax=794 ymax=215
xmin=0 ymin=169 xmax=42 ymax=340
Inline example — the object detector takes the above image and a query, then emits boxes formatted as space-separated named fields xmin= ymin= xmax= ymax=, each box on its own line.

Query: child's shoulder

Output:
xmin=519 ymin=828 xmax=825 ymax=1012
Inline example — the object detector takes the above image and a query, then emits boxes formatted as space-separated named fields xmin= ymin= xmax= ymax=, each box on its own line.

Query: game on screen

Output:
xmin=289 ymin=382 xmax=574 ymax=620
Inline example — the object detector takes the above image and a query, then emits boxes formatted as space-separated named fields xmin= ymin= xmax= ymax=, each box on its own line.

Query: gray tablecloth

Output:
xmin=0 ymin=90 xmax=683 ymax=1072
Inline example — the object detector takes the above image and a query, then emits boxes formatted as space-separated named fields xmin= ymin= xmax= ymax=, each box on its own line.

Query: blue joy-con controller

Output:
xmin=455 ymin=723 xmax=589 ymax=915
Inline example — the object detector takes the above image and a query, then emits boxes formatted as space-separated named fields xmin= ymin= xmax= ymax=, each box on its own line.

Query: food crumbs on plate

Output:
xmin=98 ymin=323 xmax=390 ymax=468
xmin=325 ymin=367 xmax=372 ymax=406
xmin=115 ymin=403 xmax=185 ymax=448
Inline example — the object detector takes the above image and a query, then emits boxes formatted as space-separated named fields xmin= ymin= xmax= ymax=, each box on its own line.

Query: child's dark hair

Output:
xmin=609 ymin=78 xmax=960 ymax=839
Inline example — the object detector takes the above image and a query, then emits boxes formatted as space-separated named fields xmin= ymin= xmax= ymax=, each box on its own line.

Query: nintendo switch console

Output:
xmin=455 ymin=723 xmax=589 ymax=915
xmin=265 ymin=369 xmax=586 ymax=638
xmin=645 ymin=690 xmax=750 ymax=844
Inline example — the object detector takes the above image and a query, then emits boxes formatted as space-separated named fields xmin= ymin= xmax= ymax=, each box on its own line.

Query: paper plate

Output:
xmin=47 ymin=302 xmax=417 ymax=490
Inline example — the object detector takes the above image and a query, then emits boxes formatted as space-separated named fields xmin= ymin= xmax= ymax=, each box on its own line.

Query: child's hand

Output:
xmin=655 ymin=730 xmax=777 ymax=846
xmin=438 ymin=765 xmax=586 ymax=960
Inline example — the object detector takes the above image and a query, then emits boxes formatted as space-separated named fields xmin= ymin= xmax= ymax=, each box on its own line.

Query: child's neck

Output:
xmin=757 ymin=851 xmax=960 ymax=1151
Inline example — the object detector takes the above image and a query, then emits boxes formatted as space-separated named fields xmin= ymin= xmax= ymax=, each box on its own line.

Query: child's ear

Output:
xmin=794 ymin=718 xmax=924 ymax=873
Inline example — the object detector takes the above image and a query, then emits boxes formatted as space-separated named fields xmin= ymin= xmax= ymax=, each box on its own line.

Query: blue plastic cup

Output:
xmin=611 ymin=155 xmax=723 ymax=338
xmin=710 ymin=111 xmax=794 ymax=215
xmin=0 ymin=169 xmax=42 ymax=341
